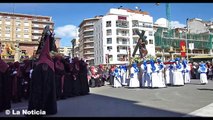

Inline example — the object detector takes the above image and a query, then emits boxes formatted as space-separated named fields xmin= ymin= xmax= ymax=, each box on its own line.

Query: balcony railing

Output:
xmin=84 ymin=45 xmax=93 ymax=49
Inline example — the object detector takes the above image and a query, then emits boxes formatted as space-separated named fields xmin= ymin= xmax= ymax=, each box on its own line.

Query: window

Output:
xmin=116 ymin=20 xmax=129 ymax=28
xmin=106 ymin=21 xmax=111 ymax=27
xmin=122 ymin=38 xmax=127 ymax=44
xmin=149 ymin=31 xmax=153 ymax=36
xmin=149 ymin=39 xmax=153 ymax=44
xmin=133 ymin=37 xmax=138 ymax=44
xmin=106 ymin=29 xmax=112 ymax=36
xmin=132 ymin=20 xmax=139 ymax=27
xmin=5 ymin=34 xmax=10 ymax=37
xmin=24 ymin=34 xmax=29 ymax=38
xmin=16 ymin=27 xmax=21 ymax=32
xmin=24 ymin=23 xmax=29 ymax=26
xmin=132 ymin=29 xmax=138 ymax=35
xmin=107 ymin=38 xmax=112 ymax=44
xmin=21 ymin=50 xmax=26 ymax=54
xmin=5 ymin=27 xmax=10 ymax=30
xmin=107 ymin=46 xmax=112 ymax=51
xmin=16 ymin=35 xmax=21 ymax=38
xmin=34 ymin=24 xmax=39 ymax=27
xmin=16 ymin=22 xmax=21 ymax=26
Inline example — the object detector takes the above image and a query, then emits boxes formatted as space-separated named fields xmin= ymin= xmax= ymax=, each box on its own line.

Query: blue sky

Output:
xmin=0 ymin=3 xmax=213 ymax=47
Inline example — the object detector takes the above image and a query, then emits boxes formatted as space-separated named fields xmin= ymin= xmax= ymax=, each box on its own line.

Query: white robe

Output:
xmin=121 ymin=68 xmax=128 ymax=86
xmin=113 ymin=69 xmax=122 ymax=88
xmin=172 ymin=63 xmax=184 ymax=86
xmin=129 ymin=67 xmax=140 ymax=88
xmin=151 ymin=64 xmax=161 ymax=88
xmin=198 ymin=67 xmax=208 ymax=84
xmin=183 ymin=64 xmax=191 ymax=84
xmin=141 ymin=64 xmax=148 ymax=88
xmin=157 ymin=63 xmax=166 ymax=88
xmin=165 ymin=65 xmax=172 ymax=85
xmin=145 ymin=64 xmax=152 ymax=87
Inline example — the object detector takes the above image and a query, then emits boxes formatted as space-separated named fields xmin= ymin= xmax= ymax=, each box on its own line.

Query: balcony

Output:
xmin=32 ymin=32 xmax=42 ymax=35
xmin=83 ymin=22 xmax=94 ymax=27
xmin=116 ymin=20 xmax=129 ymax=28
xmin=84 ymin=27 xmax=94 ymax=32
xmin=116 ymin=33 xmax=129 ymax=37
xmin=84 ymin=39 xmax=94 ymax=44
xmin=84 ymin=51 xmax=94 ymax=55
xmin=116 ymin=39 xmax=128 ymax=45
xmin=83 ymin=34 xmax=94 ymax=38
xmin=84 ymin=45 xmax=94 ymax=49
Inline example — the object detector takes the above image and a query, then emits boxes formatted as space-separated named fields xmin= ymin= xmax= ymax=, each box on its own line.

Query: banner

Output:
xmin=189 ymin=43 xmax=194 ymax=50
xmin=180 ymin=40 xmax=186 ymax=57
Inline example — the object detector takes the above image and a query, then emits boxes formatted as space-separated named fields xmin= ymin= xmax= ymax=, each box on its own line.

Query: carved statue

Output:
xmin=132 ymin=29 xmax=148 ymax=58
xmin=36 ymin=25 xmax=57 ymax=55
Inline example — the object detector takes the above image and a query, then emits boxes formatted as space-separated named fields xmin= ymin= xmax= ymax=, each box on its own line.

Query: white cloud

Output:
xmin=170 ymin=21 xmax=186 ymax=28
xmin=155 ymin=18 xmax=186 ymax=28
xmin=155 ymin=18 xmax=167 ymax=27
xmin=55 ymin=24 xmax=79 ymax=39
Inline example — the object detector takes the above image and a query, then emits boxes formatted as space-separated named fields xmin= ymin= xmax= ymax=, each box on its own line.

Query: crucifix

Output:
xmin=132 ymin=29 xmax=148 ymax=58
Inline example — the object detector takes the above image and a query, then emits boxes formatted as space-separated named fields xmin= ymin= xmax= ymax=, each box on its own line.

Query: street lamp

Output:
xmin=186 ymin=18 xmax=189 ymax=60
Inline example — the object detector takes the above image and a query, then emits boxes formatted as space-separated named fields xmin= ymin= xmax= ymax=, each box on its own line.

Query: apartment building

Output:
xmin=58 ymin=47 xmax=72 ymax=57
xmin=0 ymin=12 xmax=60 ymax=62
xmin=78 ymin=16 xmax=102 ymax=65
xmin=94 ymin=8 xmax=155 ymax=65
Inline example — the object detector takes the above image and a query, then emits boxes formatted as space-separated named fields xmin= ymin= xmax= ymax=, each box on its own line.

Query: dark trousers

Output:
xmin=89 ymin=78 xmax=96 ymax=87
xmin=109 ymin=75 xmax=114 ymax=85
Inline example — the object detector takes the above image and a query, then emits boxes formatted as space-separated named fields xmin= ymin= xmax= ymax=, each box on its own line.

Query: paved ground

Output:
xmin=1 ymin=79 xmax=213 ymax=117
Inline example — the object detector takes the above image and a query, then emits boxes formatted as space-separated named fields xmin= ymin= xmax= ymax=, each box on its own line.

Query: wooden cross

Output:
xmin=132 ymin=29 xmax=148 ymax=58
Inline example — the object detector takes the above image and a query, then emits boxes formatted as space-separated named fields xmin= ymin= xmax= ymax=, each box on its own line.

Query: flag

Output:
xmin=180 ymin=40 xmax=186 ymax=57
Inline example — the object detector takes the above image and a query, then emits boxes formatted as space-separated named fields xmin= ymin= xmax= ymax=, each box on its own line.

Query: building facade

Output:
xmin=94 ymin=8 xmax=155 ymax=65
xmin=78 ymin=16 xmax=102 ymax=65
xmin=0 ymin=12 xmax=60 ymax=62
xmin=154 ymin=20 xmax=213 ymax=61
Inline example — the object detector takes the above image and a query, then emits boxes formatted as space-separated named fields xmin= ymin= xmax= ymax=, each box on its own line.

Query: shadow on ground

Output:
xmin=197 ymin=88 xmax=213 ymax=91
xmin=48 ymin=93 xmax=195 ymax=117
